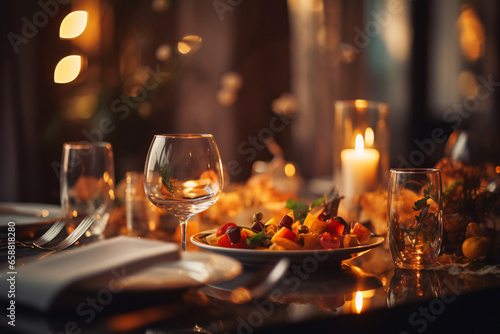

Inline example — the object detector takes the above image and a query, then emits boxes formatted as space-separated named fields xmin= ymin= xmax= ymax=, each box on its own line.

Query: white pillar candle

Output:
xmin=341 ymin=134 xmax=380 ymax=203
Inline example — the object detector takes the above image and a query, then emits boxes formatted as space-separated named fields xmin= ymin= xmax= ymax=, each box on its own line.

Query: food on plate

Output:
xmin=204 ymin=194 xmax=375 ymax=251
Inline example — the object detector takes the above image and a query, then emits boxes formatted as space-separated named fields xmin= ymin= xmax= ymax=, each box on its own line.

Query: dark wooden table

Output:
xmin=2 ymin=236 xmax=499 ymax=334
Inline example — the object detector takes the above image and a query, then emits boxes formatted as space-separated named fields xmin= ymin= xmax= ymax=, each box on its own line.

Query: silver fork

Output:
xmin=35 ymin=216 xmax=95 ymax=251
xmin=31 ymin=219 xmax=67 ymax=246
xmin=2 ymin=217 xmax=95 ymax=252
xmin=0 ymin=219 xmax=65 ymax=250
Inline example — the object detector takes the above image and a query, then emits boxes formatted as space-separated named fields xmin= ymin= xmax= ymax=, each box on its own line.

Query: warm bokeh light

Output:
xmin=355 ymin=291 xmax=363 ymax=314
xmin=54 ymin=55 xmax=82 ymax=84
xmin=155 ymin=44 xmax=172 ymax=61
xmin=284 ymin=163 xmax=296 ymax=177
xmin=138 ymin=102 xmax=153 ymax=118
xmin=61 ymin=95 xmax=97 ymax=120
xmin=60 ymin=11 xmax=88 ymax=39
xmin=458 ymin=71 xmax=478 ymax=98
xmin=151 ymin=0 xmax=170 ymax=12
xmin=355 ymin=134 xmax=364 ymax=154
xmin=183 ymin=180 xmax=199 ymax=188
xmin=364 ymin=127 xmax=374 ymax=147
xmin=355 ymin=99 xmax=368 ymax=109
xmin=361 ymin=289 xmax=376 ymax=298
xmin=457 ymin=5 xmax=485 ymax=62
xmin=177 ymin=35 xmax=202 ymax=55
xmin=382 ymin=0 xmax=411 ymax=62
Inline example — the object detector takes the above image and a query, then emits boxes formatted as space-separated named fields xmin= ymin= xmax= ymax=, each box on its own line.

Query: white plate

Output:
xmin=83 ymin=251 xmax=242 ymax=293
xmin=191 ymin=230 xmax=384 ymax=265
xmin=0 ymin=202 xmax=64 ymax=227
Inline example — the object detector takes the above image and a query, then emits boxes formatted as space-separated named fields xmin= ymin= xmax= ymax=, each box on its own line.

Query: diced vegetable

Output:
xmin=206 ymin=233 xmax=218 ymax=246
xmin=300 ymin=233 xmax=318 ymax=250
xmin=272 ymin=237 xmax=301 ymax=250
xmin=319 ymin=232 xmax=340 ymax=250
xmin=271 ymin=226 xmax=297 ymax=243
xmin=218 ymin=234 xmax=232 ymax=248
xmin=351 ymin=223 xmax=371 ymax=244
xmin=217 ymin=222 xmax=236 ymax=237
xmin=304 ymin=217 xmax=328 ymax=235
xmin=325 ymin=218 xmax=345 ymax=236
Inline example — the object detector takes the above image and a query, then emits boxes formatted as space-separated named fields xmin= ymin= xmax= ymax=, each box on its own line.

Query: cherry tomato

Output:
xmin=232 ymin=237 xmax=250 ymax=249
xmin=217 ymin=222 xmax=236 ymax=237
xmin=325 ymin=218 xmax=345 ymax=236
xmin=217 ymin=234 xmax=232 ymax=248
xmin=319 ymin=232 xmax=340 ymax=250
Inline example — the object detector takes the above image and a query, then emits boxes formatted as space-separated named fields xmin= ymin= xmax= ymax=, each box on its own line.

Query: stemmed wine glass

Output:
xmin=144 ymin=134 xmax=224 ymax=251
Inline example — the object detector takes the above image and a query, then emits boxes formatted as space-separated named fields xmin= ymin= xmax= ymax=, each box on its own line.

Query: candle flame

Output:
xmin=365 ymin=127 xmax=374 ymax=146
xmin=355 ymin=134 xmax=364 ymax=154
xmin=355 ymin=291 xmax=363 ymax=313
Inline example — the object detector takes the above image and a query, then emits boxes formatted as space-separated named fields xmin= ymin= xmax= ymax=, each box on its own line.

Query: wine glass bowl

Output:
xmin=144 ymin=134 xmax=224 ymax=251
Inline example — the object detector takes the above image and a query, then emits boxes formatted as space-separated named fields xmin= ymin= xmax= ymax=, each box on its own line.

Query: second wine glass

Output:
xmin=144 ymin=134 xmax=224 ymax=251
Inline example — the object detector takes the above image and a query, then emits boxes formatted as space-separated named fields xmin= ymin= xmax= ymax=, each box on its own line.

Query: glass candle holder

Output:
xmin=387 ymin=168 xmax=443 ymax=269
xmin=333 ymin=100 xmax=390 ymax=216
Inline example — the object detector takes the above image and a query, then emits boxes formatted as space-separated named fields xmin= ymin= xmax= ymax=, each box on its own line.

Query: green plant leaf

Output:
xmin=246 ymin=231 xmax=265 ymax=248
xmin=161 ymin=162 xmax=173 ymax=193
xmin=293 ymin=201 xmax=310 ymax=224
xmin=311 ymin=197 xmax=326 ymax=209
xmin=413 ymin=197 xmax=429 ymax=211
xmin=286 ymin=199 xmax=297 ymax=210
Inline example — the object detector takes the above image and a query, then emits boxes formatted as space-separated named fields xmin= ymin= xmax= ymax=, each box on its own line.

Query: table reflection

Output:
xmin=387 ymin=269 xmax=441 ymax=308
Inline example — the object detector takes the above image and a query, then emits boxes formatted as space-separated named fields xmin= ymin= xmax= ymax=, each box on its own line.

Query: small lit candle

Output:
xmin=341 ymin=134 xmax=380 ymax=203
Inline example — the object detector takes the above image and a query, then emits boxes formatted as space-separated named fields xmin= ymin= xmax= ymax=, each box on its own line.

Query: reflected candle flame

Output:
xmin=355 ymin=291 xmax=363 ymax=314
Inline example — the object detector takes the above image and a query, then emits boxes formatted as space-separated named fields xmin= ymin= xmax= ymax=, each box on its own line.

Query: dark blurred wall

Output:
xmin=0 ymin=0 xmax=291 ymax=203
xmin=1 ymin=0 xmax=499 ymax=204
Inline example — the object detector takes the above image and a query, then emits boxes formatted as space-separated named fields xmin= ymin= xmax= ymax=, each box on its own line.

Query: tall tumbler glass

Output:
xmin=60 ymin=142 xmax=115 ymax=238
xmin=387 ymin=169 xmax=443 ymax=269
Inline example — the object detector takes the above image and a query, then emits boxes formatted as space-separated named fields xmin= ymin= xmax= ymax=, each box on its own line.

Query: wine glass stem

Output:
xmin=179 ymin=218 xmax=188 ymax=252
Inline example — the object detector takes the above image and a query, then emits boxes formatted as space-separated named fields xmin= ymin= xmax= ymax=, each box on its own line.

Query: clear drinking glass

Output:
xmin=387 ymin=168 xmax=443 ymax=269
xmin=60 ymin=142 xmax=115 ymax=238
xmin=143 ymin=134 xmax=224 ymax=251
xmin=125 ymin=171 xmax=160 ymax=237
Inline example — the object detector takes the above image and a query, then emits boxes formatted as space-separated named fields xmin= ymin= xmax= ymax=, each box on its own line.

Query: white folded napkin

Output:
xmin=1 ymin=236 xmax=179 ymax=312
